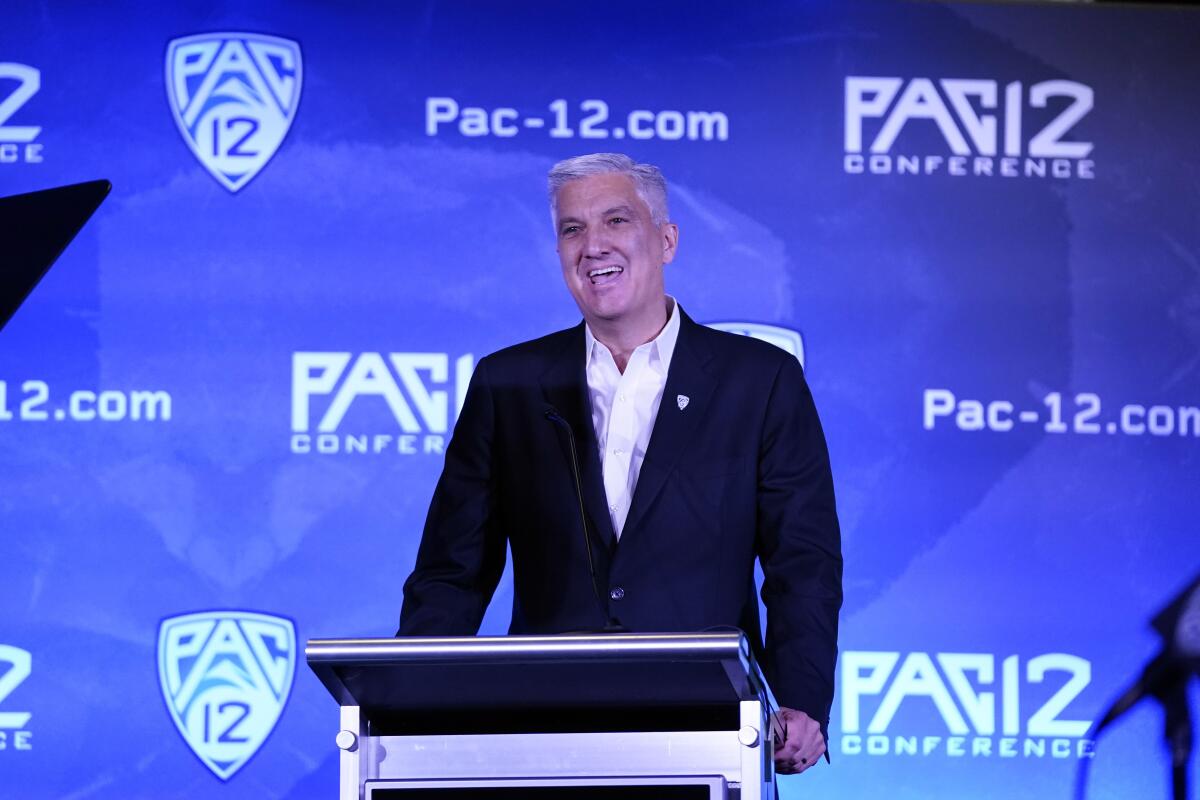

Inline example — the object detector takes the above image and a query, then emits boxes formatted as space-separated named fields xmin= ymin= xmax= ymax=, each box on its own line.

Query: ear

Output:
xmin=660 ymin=222 xmax=680 ymax=265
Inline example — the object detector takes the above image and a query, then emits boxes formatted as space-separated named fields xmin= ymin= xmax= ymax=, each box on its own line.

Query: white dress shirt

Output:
xmin=585 ymin=298 xmax=681 ymax=539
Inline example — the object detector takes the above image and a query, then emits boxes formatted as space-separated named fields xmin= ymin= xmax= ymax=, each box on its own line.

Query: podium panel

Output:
xmin=307 ymin=633 xmax=777 ymax=800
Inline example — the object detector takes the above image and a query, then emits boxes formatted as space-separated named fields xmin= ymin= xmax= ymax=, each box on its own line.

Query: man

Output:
xmin=399 ymin=153 xmax=842 ymax=774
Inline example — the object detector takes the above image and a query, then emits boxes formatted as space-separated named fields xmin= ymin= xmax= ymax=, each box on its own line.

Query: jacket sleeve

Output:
xmin=755 ymin=353 xmax=843 ymax=735
xmin=397 ymin=356 xmax=507 ymax=635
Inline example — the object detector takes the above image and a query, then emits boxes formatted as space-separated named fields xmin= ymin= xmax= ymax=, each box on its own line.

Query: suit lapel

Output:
xmin=540 ymin=325 xmax=618 ymax=551
xmin=622 ymin=312 xmax=717 ymax=541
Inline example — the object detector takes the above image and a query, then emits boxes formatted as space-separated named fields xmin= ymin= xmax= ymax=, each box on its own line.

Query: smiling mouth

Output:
xmin=587 ymin=265 xmax=623 ymax=284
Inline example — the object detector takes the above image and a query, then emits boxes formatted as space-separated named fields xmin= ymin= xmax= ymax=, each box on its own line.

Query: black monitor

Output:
xmin=0 ymin=179 xmax=111 ymax=331
xmin=366 ymin=779 xmax=722 ymax=799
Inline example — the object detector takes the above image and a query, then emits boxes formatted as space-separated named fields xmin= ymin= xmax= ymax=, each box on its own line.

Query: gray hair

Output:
xmin=547 ymin=153 xmax=670 ymax=226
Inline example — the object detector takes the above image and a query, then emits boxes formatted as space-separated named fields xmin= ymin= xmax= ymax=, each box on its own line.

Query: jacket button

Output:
xmin=609 ymin=586 xmax=625 ymax=601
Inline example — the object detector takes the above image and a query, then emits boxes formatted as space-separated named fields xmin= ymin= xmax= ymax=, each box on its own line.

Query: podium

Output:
xmin=307 ymin=632 xmax=779 ymax=799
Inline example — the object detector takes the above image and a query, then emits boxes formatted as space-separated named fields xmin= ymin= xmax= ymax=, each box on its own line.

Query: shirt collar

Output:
xmin=585 ymin=296 xmax=681 ymax=373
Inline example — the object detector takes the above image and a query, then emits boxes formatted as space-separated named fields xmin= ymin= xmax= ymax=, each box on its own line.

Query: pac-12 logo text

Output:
xmin=292 ymin=352 xmax=475 ymax=456
xmin=165 ymin=33 xmax=303 ymax=192
xmin=158 ymin=611 xmax=296 ymax=780
xmin=0 ymin=63 xmax=45 ymax=164
xmin=844 ymin=77 xmax=1095 ymax=180
xmin=0 ymin=645 xmax=33 ymax=752
xmin=707 ymin=322 xmax=805 ymax=369
xmin=841 ymin=651 xmax=1095 ymax=760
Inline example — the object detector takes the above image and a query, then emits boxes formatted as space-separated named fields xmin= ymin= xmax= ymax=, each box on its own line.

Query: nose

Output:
xmin=582 ymin=226 xmax=611 ymax=259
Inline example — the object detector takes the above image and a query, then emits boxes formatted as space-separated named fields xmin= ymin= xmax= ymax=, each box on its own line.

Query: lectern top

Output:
xmin=307 ymin=631 xmax=750 ymax=663
xmin=306 ymin=632 xmax=770 ymax=735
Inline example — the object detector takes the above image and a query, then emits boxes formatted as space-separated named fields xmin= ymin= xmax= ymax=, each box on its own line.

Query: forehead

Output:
xmin=553 ymin=172 xmax=648 ymax=220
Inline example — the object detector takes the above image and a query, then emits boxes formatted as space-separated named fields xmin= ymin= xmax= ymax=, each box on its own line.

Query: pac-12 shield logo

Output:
xmin=157 ymin=611 xmax=296 ymax=780
xmin=165 ymin=33 xmax=303 ymax=192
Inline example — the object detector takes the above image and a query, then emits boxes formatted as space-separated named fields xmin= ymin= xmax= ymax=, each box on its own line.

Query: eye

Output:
xmin=560 ymin=224 xmax=581 ymax=236
xmin=608 ymin=216 xmax=627 ymax=225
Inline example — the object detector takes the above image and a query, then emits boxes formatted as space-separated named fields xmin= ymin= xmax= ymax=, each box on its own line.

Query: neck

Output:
xmin=589 ymin=298 xmax=672 ymax=373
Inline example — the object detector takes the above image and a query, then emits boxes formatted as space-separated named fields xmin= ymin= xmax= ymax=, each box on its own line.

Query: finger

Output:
xmin=794 ymin=742 xmax=825 ymax=772
xmin=773 ymin=736 xmax=801 ymax=761
xmin=777 ymin=732 xmax=817 ymax=761
xmin=795 ymin=738 xmax=825 ymax=766
xmin=797 ymin=725 xmax=825 ymax=753
xmin=775 ymin=742 xmax=823 ymax=774
xmin=774 ymin=755 xmax=814 ymax=776
xmin=770 ymin=714 xmax=787 ymax=744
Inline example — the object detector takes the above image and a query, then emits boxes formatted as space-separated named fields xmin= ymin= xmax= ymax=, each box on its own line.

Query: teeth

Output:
xmin=588 ymin=266 xmax=622 ymax=278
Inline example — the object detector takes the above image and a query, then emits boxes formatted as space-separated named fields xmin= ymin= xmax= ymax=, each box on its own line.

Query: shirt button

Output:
xmin=619 ymin=394 xmax=627 ymax=402
xmin=614 ymin=448 xmax=623 ymax=456
xmin=609 ymin=503 xmax=617 ymax=513
xmin=609 ymin=586 xmax=625 ymax=601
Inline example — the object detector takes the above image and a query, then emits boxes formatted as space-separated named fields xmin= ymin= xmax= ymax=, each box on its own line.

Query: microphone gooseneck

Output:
xmin=543 ymin=406 xmax=622 ymax=632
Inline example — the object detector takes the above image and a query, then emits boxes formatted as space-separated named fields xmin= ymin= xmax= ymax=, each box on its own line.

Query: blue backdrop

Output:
xmin=1 ymin=1 xmax=1198 ymax=798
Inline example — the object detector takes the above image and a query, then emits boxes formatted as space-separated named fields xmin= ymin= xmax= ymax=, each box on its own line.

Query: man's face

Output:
xmin=554 ymin=173 xmax=679 ymax=330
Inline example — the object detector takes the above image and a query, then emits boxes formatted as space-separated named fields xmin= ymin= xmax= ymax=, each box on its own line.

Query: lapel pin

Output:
xmin=677 ymin=394 xmax=690 ymax=411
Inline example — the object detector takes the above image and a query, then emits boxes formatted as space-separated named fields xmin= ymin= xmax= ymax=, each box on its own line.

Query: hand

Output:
xmin=771 ymin=707 xmax=825 ymax=775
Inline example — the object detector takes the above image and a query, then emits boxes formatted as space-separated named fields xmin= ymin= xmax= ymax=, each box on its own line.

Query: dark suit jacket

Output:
xmin=399 ymin=310 xmax=842 ymax=729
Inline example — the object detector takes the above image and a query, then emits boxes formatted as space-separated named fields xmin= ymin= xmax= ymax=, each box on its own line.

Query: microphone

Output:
xmin=1093 ymin=575 xmax=1200 ymax=736
xmin=543 ymin=405 xmax=625 ymax=633
xmin=1078 ymin=574 xmax=1199 ymax=800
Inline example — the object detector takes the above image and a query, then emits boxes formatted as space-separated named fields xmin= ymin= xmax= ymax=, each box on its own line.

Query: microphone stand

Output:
xmin=1157 ymin=680 xmax=1193 ymax=800
xmin=1077 ymin=676 xmax=1195 ymax=800
xmin=1075 ymin=581 xmax=1198 ymax=800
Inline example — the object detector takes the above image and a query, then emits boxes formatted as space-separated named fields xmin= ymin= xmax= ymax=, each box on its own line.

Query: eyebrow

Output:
xmin=557 ymin=205 xmax=640 ymax=230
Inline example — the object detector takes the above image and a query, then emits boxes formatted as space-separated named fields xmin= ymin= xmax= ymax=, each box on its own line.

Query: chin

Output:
xmin=587 ymin=301 xmax=631 ymax=322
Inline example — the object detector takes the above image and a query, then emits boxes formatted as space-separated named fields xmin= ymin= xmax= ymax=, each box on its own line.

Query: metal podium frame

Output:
xmin=307 ymin=632 xmax=779 ymax=800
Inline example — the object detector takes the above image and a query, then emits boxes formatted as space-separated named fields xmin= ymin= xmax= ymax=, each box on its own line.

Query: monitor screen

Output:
xmin=366 ymin=777 xmax=723 ymax=800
